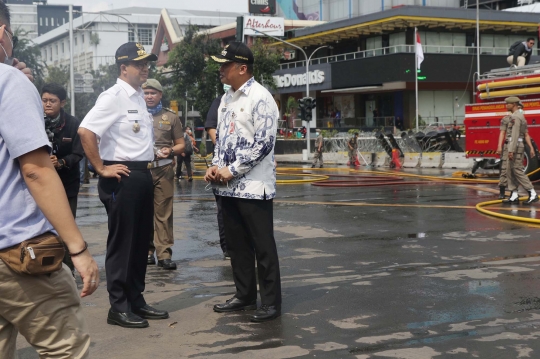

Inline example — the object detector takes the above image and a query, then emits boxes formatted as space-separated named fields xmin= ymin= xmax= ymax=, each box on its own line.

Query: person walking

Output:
xmin=205 ymin=42 xmax=281 ymax=322
xmin=205 ymin=89 xmax=229 ymax=259
xmin=78 ymin=42 xmax=169 ymax=328
xmin=0 ymin=6 xmax=99 ymax=357
xmin=348 ymin=132 xmax=359 ymax=166
xmin=507 ymin=38 xmax=535 ymax=67
xmin=143 ymin=79 xmax=185 ymax=270
xmin=312 ymin=128 xmax=324 ymax=168
xmin=501 ymin=96 xmax=538 ymax=205
xmin=176 ymin=126 xmax=198 ymax=181
xmin=42 ymin=83 xmax=84 ymax=272
xmin=496 ymin=114 xmax=511 ymax=199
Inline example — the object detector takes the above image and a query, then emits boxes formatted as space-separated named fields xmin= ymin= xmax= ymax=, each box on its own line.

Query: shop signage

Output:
xmin=248 ymin=0 xmax=277 ymax=15
xmin=274 ymin=70 xmax=325 ymax=88
xmin=244 ymin=16 xmax=284 ymax=37
xmin=272 ymin=64 xmax=332 ymax=94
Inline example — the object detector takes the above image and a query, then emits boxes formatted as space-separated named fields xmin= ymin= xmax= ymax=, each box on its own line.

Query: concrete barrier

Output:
xmin=359 ymin=152 xmax=373 ymax=166
xmin=420 ymin=152 xmax=442 ymax=168
xmin=442 ymin=152 xmax=474 ymax=169
xmin=373 ymin=152 xmax=389 ymax=167
xmin=402 ymin=152 xmax=421 ymax=168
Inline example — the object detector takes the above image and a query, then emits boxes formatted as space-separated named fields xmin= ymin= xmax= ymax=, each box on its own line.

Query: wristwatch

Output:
xmin=58 ymin=159 xmax=65 ymax=169
xmin=170 ymin=148 xmax=175 ymax=157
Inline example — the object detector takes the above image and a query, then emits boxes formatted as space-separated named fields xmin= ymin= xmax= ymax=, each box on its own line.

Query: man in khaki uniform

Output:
xmin=143 ymin=79 xmax=185 ymax=269
xmin=348 ymin=132 xmax=359 ymax=166
xmin=502 ymin=96 xmax=538 ymax=205
xmin=497 ymin=103 xmax=536 ymax=199
xmin=311 ymin=129 xmax=323 ymax=168
xmin=496 ymin=115 xmax=511 ymax=199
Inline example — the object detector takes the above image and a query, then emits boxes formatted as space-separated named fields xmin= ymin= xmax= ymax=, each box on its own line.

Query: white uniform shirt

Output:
xmin=212 ymin=77 xmax=278 ymax=200
xmin=80 ymin=79 xmax=154 ymax=161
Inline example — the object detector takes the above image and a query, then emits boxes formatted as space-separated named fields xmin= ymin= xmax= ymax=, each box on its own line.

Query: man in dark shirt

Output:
xmin=42 ymin=83 xmax=83 ymax=272
xmin=507 ymin=38 xmax=535 ymax=67
xmin=204 ymin=93 xmax=229 ymax=259
xmin=42 ymin=83 xmax=83 ymax=218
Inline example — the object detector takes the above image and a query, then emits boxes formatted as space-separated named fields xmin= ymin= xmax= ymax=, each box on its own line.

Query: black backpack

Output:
xmin=509 ymin=41 xmax=522 ymax=55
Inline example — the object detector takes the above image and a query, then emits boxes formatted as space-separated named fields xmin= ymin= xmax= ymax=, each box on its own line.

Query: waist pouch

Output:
xmin=0 ymin=232 xmax=65 ymax=275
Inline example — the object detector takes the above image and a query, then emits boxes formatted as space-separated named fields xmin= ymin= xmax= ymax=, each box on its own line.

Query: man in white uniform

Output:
xmin=79 ymin=42 xmax=170 ymax=328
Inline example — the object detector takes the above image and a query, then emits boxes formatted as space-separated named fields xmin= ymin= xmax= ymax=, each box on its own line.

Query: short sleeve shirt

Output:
xmin=80 ymin=79 xmax=154 ymax=161
xmin=0 ymin=65 xmax=54 ymax=250
xmin=500 ymin=115 xmax=510 ymax=131
xmin=152 ymin=109 xmax=183 ymax=150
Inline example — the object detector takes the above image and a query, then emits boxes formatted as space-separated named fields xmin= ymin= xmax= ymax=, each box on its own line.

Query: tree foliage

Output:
xmin=13 ymin=29 xmax=45 ymax=89
xmin=166 ymin=24 xmax=222 ymax=122
xmin=251 ymin=38 xmax=281 ymax=90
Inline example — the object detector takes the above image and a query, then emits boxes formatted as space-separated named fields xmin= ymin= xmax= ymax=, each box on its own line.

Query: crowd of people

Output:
xmin=0 ymin=2 xmax=281 ymax=355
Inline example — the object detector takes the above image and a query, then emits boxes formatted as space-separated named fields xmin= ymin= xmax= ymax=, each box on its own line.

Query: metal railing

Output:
xmin=279 ymin=45 xmax=530 ymax=70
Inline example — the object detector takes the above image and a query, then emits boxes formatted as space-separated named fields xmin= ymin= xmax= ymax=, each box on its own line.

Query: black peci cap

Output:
xmin=211 ymin=42 xmax=254 ymax=65
xmin=115 ymin=42 xmax=158 ymax=63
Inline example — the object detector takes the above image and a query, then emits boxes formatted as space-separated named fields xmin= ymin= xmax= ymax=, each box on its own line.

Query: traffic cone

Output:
xmin=391 ymin=149 xmax=402 ymax=169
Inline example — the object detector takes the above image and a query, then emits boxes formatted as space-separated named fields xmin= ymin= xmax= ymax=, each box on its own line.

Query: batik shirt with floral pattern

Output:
xmin=212 ymin=77 xmax=278 ymax=200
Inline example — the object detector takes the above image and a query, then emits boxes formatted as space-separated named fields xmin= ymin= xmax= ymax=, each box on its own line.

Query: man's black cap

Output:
xmin=115 ymin=42 xmax=158 ymax=63
xmin=211 ymin=42 xmax=254 ymax=65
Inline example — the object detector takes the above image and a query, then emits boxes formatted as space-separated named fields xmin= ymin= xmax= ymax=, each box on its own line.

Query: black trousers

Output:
xmin=176 ymin=154 xmax=192 ymax=177
xmin=220 ymin=196 xmax=281 ymax=306
xmin=98 ymin=165 xmax=153 ymax=313
xmin=214 ymin=194 xmax=227 ymax=253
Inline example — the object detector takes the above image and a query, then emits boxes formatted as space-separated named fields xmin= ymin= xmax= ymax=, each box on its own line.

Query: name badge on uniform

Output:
xmin=62 ymin=137 xmax=72 ymax=142
xmin=128 ymin=110 xmax=138 ymax=114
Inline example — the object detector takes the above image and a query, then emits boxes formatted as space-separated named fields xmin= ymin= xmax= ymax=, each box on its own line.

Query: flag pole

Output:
xmin=415 ymin=27 xmax=419 ymax=132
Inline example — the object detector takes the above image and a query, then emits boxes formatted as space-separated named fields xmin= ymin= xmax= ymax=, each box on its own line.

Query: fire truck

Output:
xmin=464 ymin=64 xmax=540 ymax=179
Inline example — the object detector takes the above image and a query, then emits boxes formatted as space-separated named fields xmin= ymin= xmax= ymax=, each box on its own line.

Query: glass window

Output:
xmin=128 ymin=25 xmax=135 ymax=42
xmin=75 ymin=36 xmax=77 ymax=46
xmin=137 ymin=25 xmax=153 ymax=45
xmin=55 ymin=44 xmax=58 ymax=55
xmin=62 ymin=42 xmax=64 ymax=53
xmin=51 ymin=18 xmax=54 ymax=26
xmin=45 ymin=17 xmax=48 ymax=26
xmin=39 ymin=17 xmax=42 ymax=26
xmin=82 ymin=34 xmax=84 ymax=43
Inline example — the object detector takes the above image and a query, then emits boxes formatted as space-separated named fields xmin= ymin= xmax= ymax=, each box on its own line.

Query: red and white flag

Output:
xmin=416 ymin=31 xmax=424 ymax=69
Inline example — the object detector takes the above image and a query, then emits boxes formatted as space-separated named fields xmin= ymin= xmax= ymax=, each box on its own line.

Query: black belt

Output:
xmin=103 ymin=160 xmax=149 ymax=170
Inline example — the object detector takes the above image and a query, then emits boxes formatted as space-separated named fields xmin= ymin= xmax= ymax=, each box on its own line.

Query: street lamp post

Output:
xmin=244 ymin=28 xmax=329 ymax=154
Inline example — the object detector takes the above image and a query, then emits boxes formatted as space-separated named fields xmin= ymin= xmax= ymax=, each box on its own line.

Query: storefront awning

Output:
xmin=271 ymin=15 xmax=539 ymax=49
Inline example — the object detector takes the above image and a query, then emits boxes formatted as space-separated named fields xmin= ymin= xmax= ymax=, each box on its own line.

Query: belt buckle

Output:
xmin=147 ymin=162 xmax=154 ymax=169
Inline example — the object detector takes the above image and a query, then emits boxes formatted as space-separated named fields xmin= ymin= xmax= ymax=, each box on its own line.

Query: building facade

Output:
xmin=5 ymin=0 xmax=81 ymax=40
xmin=272 ymin=5 xmax=539 ymax=130
xmin=32 ymin=7 xmax=241 ymax=73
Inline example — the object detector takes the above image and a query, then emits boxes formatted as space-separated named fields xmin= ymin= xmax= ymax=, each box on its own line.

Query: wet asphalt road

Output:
xmin=16 ymin=166 xmax=540 ymax=358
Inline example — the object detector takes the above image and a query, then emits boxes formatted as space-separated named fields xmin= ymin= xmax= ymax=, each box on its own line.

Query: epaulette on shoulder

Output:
xmin=164 ymin=108 xmax=176 ymax=114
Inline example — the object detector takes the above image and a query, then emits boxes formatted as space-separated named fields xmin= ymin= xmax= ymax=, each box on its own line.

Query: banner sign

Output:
xmin=248 ymin=0 xmax=277 ymax=15
xmin=244 ymin=16 xmax=284 ymax=37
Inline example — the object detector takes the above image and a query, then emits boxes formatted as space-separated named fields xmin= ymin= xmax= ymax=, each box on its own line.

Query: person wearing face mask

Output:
xmin=311 ymin=129 xmax=324 ymax=168
xmin=42 ymin=83 xmax=84 ymax=273
xmin=142 ymin=79 xmax=185 ymax=270
xmin=176 ymin=126 xmax=198 ymax=181
xmin=0 ymin=4 xmax=99 ymax=357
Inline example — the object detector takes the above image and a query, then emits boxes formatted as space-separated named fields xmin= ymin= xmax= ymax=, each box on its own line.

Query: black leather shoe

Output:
xmin=213 ymin=297 xmax=257 ymax=313
xmin=107 ymin=309 xmax=149 ymax=328
xmin=147 ymin=254 xmax=156 ymax=265
xmin=525 ymin=194 xmax=539 ymax=205
xmin=158 ymin=259 xmax=177 ymax=270
xmin=132 ymin=305 xmax=169 ymax=320
xmin=502 ymin=197 xmax=520 ymax=204
xmin=250 ymin=304 xmax=281 ymax=323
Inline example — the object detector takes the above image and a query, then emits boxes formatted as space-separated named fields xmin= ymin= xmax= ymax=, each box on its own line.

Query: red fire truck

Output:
xmin=464 ymin=65 xmax=540 ymax=179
